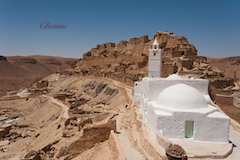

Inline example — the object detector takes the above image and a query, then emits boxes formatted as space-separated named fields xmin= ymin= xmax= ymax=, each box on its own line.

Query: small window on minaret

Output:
xmin=154 ymin=53 xmax=156 ymax=56
xmin=154 ymin=46 xmax=157 ymax=49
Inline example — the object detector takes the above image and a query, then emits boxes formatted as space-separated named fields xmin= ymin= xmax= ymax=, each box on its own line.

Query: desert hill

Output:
xmin=207 ymin=56 xmax=240 ymax=79
xmin=68 ymin=31 xmax=224 ymax=85
xmin=0 ymin=55 xmax=77 ymax=97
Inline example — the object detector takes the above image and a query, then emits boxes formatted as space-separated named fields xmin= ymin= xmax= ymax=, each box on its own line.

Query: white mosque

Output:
xmin=134 ymin=38 xmax=230 ymax=144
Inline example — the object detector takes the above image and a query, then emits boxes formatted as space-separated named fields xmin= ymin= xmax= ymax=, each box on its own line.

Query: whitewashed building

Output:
xmin=134 ymin=39 xmax=230 ymax=144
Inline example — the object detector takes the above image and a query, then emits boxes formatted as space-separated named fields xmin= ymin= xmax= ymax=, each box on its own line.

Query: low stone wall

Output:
xmin=37 ymin=80 xmax=48 ymax=88
xmin=209 ymin=78 xmax=235 ymax=89
xmin=233 ymin=91 xmax=240 ymax=108
xmin=0 ymin=95 xmax=25 ymax=101
xmin=178 ymin=70 xmax=203 ymax=77
xmin=161 ymin=64 xmax=175 ymax=77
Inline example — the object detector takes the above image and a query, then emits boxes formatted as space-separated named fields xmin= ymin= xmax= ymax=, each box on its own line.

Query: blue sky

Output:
xmin=0 ymin=0 xmax=239 ymax=58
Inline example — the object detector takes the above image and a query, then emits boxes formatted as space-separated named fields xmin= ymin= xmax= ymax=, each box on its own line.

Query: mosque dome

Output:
xmin=156 ymin=83 xmax=208 ymax=109
xmin=166 ymin=74 xmax=183 ymax=80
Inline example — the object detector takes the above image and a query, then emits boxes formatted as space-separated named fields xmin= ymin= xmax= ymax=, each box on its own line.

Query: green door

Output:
xmin=185 ymin=121 xmax=194 ymax=138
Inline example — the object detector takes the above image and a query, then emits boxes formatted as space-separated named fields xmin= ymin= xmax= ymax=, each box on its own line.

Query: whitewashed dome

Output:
xmin=166 ymin=74 xmax=183 ymax=80
xmin=156 ymin=83 xmax=208 ymax=109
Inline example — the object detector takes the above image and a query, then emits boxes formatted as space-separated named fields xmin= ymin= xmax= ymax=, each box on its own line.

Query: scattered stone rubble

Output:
xmin=166 ymin=144 xmax=186 ymax=158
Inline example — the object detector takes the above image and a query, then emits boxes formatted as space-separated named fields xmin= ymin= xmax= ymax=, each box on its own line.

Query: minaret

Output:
xmin=148 ymin=38 xmax=161 ymax=78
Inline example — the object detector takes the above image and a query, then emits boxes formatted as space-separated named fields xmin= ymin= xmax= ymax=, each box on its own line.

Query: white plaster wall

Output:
xmin=134 ymin=82 xmax=142 ymax=101
xmin=134 ymin=94 xmax=141 ymax=102
xmin=149 ymin=49 xmax=161 ymax=59
xmin=148 ymin=60 xmax=161 ymax=72
xmin=147 ymin=104 xmax=230 ymax=143
xmin=148 ymin=72 xmax=160 ymax=78
xmin=147 ymin=103 xmax=173 ymax=136
xmin=141 ymin=78 xmax=150 ymax=100
xmin=147 ymin=104 xmax=158 ymax=134
xmin=203 ymin=112 xmax=229 ymax=143
xmin=134 ymin=82 xmax=142 ymax=93
xmin=140 ymin=94 xmax=144 ymax=114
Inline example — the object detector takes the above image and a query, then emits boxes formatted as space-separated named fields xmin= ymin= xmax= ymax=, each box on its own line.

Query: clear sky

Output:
xmin=0 ymin=0 xmax=239 ymax=58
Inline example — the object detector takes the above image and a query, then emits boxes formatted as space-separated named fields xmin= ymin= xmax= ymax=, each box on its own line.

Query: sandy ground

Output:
xmin=42 ymin=95 xmax=69 ymax=120
xmin=0 ymin=75 xmax=128 ymax=159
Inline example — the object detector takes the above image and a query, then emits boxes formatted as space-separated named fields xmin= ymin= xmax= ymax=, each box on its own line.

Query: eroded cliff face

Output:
xmin=69 ymin=31 xmax=223 ymax=86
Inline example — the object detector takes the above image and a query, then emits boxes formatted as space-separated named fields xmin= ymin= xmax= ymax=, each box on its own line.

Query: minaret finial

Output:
xmin=152 ymin=38 xmax=159 ymax=50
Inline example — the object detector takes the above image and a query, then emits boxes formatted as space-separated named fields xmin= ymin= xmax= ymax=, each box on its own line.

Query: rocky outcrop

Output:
xmin=0 ymin=56 xmax=7 ymax=61
xmin=37 ymin=80 xmax=49 ymax=89
xmin=18 ymin=58 xmax=38 ymax=65
xmin=233 ymin=91 xmax=240 ymax=108
xmin=0 ymin=124 xmax=12 ymax=138
xmin=45 ymin=59 xmax=62 ymax=65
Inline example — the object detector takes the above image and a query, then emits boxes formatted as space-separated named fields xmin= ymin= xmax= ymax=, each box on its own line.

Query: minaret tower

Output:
xmin=148 ymin=38 xmax=161 ymax=78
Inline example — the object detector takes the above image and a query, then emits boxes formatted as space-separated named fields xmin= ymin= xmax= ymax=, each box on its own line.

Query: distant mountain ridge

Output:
xmin=0 ymin=55 xmax=77 ymax=97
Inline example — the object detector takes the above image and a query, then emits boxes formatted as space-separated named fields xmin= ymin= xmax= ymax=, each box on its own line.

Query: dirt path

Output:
xmin=102 ymin=78 xmax=146 ymax=159
xmin=16 ymin=89 xmax=31 ymax=97
xmin=105 ymin=78 xmax=133 ymax=106
xmin=117 ymin=132 xmax=144 ymax=160
xmin=42 ymin=95 xmax=69 ymax=120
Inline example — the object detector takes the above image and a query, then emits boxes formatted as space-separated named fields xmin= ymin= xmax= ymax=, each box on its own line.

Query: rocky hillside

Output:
xmin=208 ymin=56 xmax=240 ymax=79
xmin=69 ymin=31 xmax=224 ymax=85
xmin=0 ymin=55 xmax=77 ymax=97
xmin=0 ymin=76 xmax=127 ymax=160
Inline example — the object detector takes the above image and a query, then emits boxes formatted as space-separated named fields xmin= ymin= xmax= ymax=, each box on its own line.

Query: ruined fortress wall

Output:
xmin=171 ymin=50 xmax=183 ymax=58
xmin=161 ymin=64 xmax=175 ymax=77
xmin=209 ymin=78 xmax=235 ymax=89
